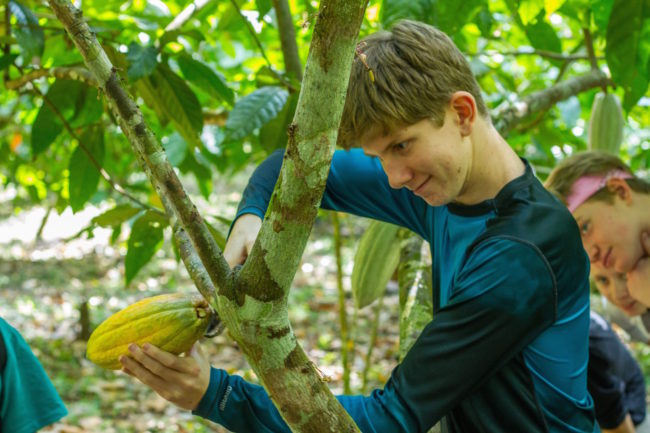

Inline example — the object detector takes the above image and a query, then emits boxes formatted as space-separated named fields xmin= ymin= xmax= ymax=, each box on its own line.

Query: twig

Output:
xmin=272 ymin=0 xmax=302 ymax=81
xmin=164 ymin=0 xmax=212 ymax=32
xmin=228 ymin=0 xmax=271 ymax=66
xmin=5 ymin=66 xmax=98 ymax=90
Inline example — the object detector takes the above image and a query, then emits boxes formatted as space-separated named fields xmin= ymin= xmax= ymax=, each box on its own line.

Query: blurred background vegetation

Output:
xmin=1 ymin=0 xmax=650 ymax=431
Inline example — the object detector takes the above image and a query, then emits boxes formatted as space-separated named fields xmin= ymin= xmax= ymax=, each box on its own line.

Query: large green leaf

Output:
xmin=92 ymin=204 xmax=142 ymax=227
xmin=68 ymin=126 xmax=105 ymax=212
xmin=0 ymin=54 xmax=18 ymax=71
xmin=127 ymin=42 xmax=158 ymax=81
xmin=606 ymin=0 xmax=644 ymax=90
xmin=519 ymin=0 xmax=545 ymax=25
xmin=225 ymin=86 xmax=289 ymax=141
xmin=177 ymin=54 xmax=235 ymax=106
xmin=31 ymin=80 xmax=102 ymax=155
xmin=125 ymin=211 xmax=168 ymax=284
xmin=525 ymin=15 xmax=562 ymax=53
xmin=380 ymin=0 xmax=429 ymax=28
xmin=351 ymin=220 xmax=401 ymax=309
xmin=259 ymin=92 xmax=299 ymax=153
xmin=31 ymin=101 xmax=63 ymax=156
xmin=9 ymin=1 xmax=44 ymax=63
xmin=591 ymin=0 xmax=615 ymax=29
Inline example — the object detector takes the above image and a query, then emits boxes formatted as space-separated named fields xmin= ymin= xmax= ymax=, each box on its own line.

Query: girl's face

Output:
xmin=591 ymin=264 xmax=647 ymax=316
xmin=572 ymin=179 xmax=645 ymax=274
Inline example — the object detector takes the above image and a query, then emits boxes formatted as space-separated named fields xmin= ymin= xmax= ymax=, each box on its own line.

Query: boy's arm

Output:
xmin=600 ymin=414 xmax=636 ymax=433
xmin=193 ymin=239 xmax=557 ymax=432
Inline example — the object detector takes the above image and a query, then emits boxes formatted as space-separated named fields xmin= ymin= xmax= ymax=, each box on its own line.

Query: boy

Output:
xmin=121 ymin=20 xmax=595 ymax=432
xmin=0 ymin=317 xmax=68 ymax=433
xmin=545 ymin=151 xmax=650 ymax=308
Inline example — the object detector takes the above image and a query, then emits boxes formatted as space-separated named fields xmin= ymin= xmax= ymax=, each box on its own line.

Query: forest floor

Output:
xmin=0 ymin=169 xmax=403 ymax=433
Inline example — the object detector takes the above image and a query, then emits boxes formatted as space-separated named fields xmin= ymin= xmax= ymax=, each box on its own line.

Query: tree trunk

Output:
xmin=47 ymin=0 xmax=367 ymax=431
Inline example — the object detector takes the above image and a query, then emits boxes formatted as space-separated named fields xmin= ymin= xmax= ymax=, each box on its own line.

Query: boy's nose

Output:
xmin=384 ymin=162 xmax=413 ymax=189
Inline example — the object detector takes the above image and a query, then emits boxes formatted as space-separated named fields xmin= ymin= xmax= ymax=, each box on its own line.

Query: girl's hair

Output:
xmin=545 ymin=151 xmax=650 ymax=206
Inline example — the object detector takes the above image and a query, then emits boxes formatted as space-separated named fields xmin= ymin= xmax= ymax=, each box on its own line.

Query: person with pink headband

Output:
xmin=545 ymin=151 xmax=650 ymax=307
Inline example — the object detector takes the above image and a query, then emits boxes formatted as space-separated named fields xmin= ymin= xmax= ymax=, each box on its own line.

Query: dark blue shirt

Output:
xmin=195 ymin=149 xmax=596 ymax=433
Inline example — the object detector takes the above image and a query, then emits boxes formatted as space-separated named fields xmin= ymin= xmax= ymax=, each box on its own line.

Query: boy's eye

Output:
xmin=579 ymin=220 xmax=591 ymax=236
xmin=595 ymin=275 xmax=609 ymax=286
xmin=393 ymin=142 xmax=409 ymax=152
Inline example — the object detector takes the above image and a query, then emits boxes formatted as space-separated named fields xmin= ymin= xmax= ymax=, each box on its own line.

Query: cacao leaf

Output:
xmin=380 ymin=0 xmax=429 ymax=28
xmin=351 ymin=220 xmax=401 ymax=309
xmin=606 ymin=0 xmax=644 ymax=89
xmin=225 ymin=86 xmax=289 ymax=141
xmin=92 ymin=204 xmax=141 ymax=227
xmin=259 ymin=92 xmax=299 ymax=153
xmin=0 ymin=54 xmax=18 ymax=71
xmin=177 ymin=54 xmax=235 ymax=106
xmin=125 ymin=211 xmax=168 ymax=284
xmin=126 ymin=42 xmax=158 ymax=81
xmin=68 ymin=127 xmax=105 ymax=212
xmin=9 ymin=1 xmax=44 ymax=63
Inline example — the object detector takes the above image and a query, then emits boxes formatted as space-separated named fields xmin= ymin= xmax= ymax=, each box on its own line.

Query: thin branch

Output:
xmin=5 ymin=66 xmax=98 ymax=90
xmin=31 ymin=86 xmax=160 ymax=214
xmin=272 ymin=0 xmax=302 ymax=81
xmin=493 ymin=69 xmax=611 ymax=136
xmin=228 ymin=0 xmax=271 ymax=66
xmin=4 ymin=3 xmax=11 ymax=82
xmin=164 ymin=0 xmax=212 ymax=32
xmin=582 ymin=28 xmax=599 ymax=71
xmin=478 ymin=49 xmax=601 ymax=62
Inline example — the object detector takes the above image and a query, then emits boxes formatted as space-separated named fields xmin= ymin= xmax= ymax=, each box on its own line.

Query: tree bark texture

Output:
xmin=47 ymin=0 xmax=367 ymax=431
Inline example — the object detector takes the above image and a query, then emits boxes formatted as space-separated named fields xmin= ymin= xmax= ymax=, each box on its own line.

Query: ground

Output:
xmin=0 ymin=170 xmax=401 ymax=433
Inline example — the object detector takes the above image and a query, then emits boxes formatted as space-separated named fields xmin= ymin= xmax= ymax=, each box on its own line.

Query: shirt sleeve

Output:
xmin=587 ymin=325 xmax=628 ymax=428
xmin=194 ymin=238 xmax=556 ymax=432
xmin=0 ymin=318 xmax=68 ymax=433
xmin=235 ymin=148 xmax=430 ymax=238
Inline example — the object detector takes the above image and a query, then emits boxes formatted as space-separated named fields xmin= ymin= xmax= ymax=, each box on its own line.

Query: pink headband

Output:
xmin=566 ymin=169 xmax=633 ymax=212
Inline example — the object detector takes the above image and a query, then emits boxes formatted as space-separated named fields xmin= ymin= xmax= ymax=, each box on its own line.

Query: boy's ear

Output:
xmin=450 ymin=91 xmax=476 ymax=136
xmin=605 ymin=177 xmax=633 ymax=204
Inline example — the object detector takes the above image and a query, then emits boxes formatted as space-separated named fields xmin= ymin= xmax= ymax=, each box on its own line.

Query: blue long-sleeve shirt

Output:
xmin=194 ymin=149 xmax=596 ymax=432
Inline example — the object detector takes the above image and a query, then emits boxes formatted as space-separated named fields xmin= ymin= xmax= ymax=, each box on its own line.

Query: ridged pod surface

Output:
xmin=588 ymin=92 xmax=625 ymax=155
xmin=87 ymin=293 xmax=213 ymax=370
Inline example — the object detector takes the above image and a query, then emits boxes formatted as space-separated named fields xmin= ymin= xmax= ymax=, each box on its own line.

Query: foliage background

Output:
xmin=1 ymin=0 xmax=650 ymax=431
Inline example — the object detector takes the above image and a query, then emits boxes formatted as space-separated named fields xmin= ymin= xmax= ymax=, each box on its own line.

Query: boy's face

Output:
xmin=572 ymin=193 xmax=644 ymax=274
xmin=591 ymin=263 xmax=647 ymax=316
xmin=360 ymin=110 xmax=472 ymax=207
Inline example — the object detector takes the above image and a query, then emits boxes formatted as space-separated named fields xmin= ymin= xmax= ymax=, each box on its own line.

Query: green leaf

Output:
xmin=519 ymin=0 xmax=545 ymax=24
xmin=0 ymin=54 xmax=18 ymax=71
xmin=225 ymin=86 xmax=289 ymax=141
xmin=127 ymin=42 xmax=158 ymax=81
xmin=259 ymin=92 xmax=299 ymax=153
xmin=152 ymin=64 xmax=204 ymax=145
xmin=177 ymin=54 xmax=235 ymax=106
xmin=606 ymin=0 xmax=644 ymax=89
xmin=351 ymin=221 xmax=401 ymax=309
xmin=31 ymin=100 xmax=63 ymax=155
xmin=256 ymin=0 xmax=273 ymax=17
xmin=525 ymin=16 xmax=562 ymax=53
xmin=205 ymin=221 xmax=227 ymax=250
xmin=380 ymin=0 xmax=429 ymax=28
xmin=31 ymin=80 xmax=100 ymax=155
xmin=591 ymin=0 xmax=614 ymax=29
xmin=163 ymin=132 xmax=188 ymax=166
xmin=92 ymin=204 xmax=142 ymax=227
xmin=68 ymin=127 xmax=105 ymax=212
xmin=9 ymin=1 xmax=44 ymax=63
xmin=125 ymin=211 xmax=168 ymax=284
xmin=159 ymin=29 xmax=205 ymax=49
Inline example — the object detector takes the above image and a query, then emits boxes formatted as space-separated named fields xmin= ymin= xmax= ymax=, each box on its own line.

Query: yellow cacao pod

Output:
xmin=86 ymin=293 xmax=213 ymax=370
xmin=588 ymin=92 xmax=624 ymax=155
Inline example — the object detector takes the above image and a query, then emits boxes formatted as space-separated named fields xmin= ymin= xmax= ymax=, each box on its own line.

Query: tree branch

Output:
xmin=164 ymin=0 xmax=212 ymax=32
xmin=229 ymin=0 xmax=271 ymax=66
xmin=493 ymin=69 xmax=610 ymax=136
xmin=5 ymin=66 xmax=98 ymax=90
xmin=478 ymin=49 xmax=601 ymax=62
xmin=272 ymin=0 xmax=303 ymax=81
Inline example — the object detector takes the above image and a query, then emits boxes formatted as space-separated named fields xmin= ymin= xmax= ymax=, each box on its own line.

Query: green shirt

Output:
xmin=0 ymin=317 xmax=67 ymax=433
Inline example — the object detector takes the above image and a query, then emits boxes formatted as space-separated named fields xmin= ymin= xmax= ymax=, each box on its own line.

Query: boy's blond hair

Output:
xmin=337 ymin=20 xmax=489 ymax=149
xmin=545 ymin=151 xmax=650 ymax=205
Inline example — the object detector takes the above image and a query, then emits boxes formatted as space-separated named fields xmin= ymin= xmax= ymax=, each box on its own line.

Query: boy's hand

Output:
xmin=120 ymin=342 xmax=211 ymax=411
xmin=628 ymin=232 xmax=650 ymax=307
xmin=223 ymin=214 xmax=262 ymax=268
